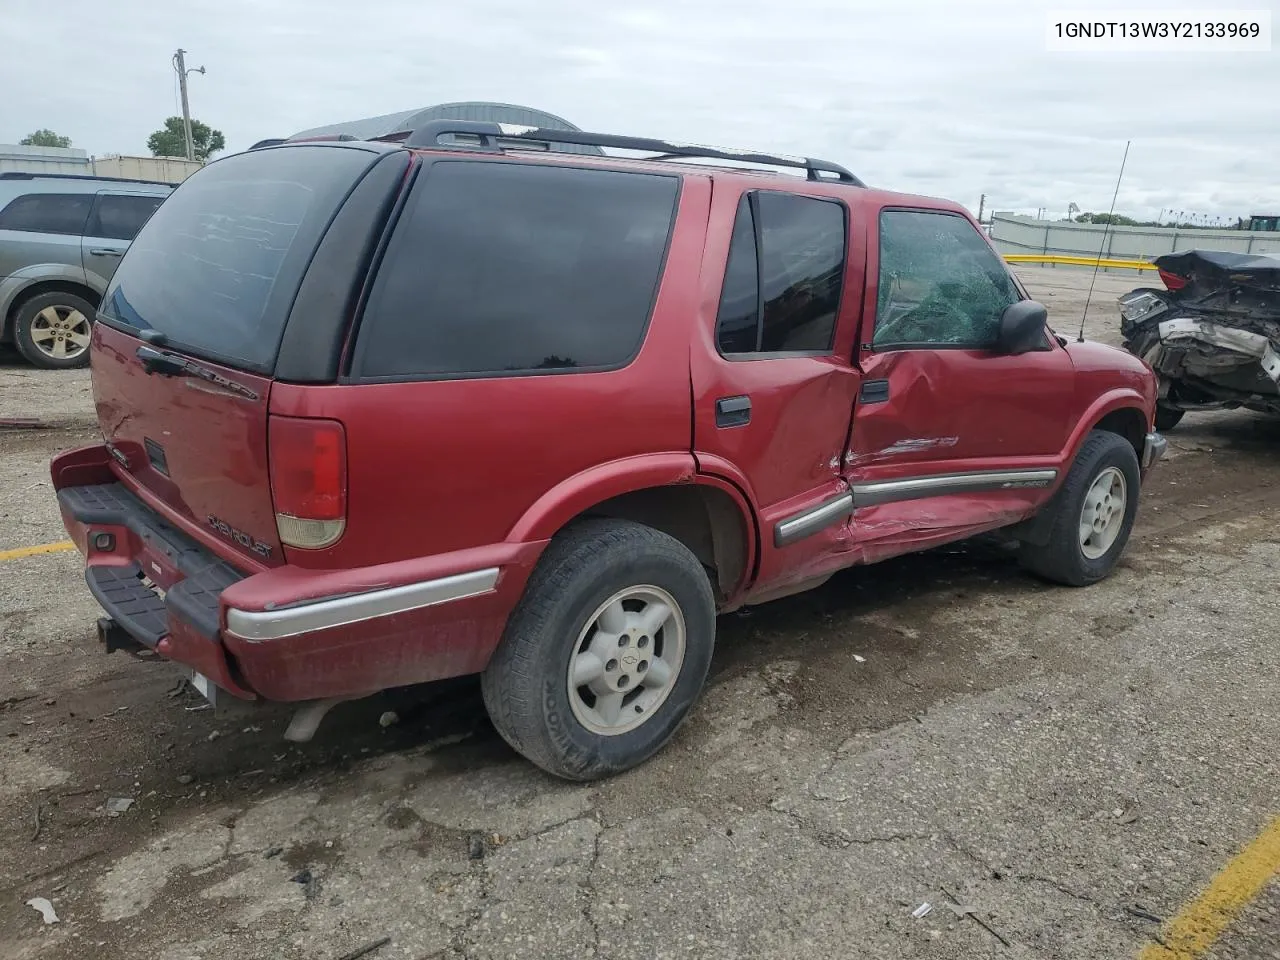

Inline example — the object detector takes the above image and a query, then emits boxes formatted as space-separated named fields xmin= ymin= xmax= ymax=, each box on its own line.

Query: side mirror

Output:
xmin=996 ymin=300 xmax=1048 ymax=356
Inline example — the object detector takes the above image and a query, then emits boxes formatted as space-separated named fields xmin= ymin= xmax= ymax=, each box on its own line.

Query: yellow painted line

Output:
xmin=0 ymin=540 xmax=76 ymax=562
xmin=1004 ymin=253 xmax=1158 ymax=270
xmin=1139 ymin=814 xmax=1280 ymax=960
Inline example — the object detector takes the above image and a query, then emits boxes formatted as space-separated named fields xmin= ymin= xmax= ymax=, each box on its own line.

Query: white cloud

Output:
xmin=2 ymin=0 xmax=1276 ymax=219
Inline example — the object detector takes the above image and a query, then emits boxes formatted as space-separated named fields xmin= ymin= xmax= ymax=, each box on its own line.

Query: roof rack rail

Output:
xmin=0 ymin=171 xmax=174 ymax=188
xmin=403 ymin=120 xmax=864 ymax=186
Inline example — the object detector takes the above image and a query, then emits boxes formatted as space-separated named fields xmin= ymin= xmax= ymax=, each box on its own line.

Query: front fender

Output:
xmin=1063 ymin=387 xmax=1153 ymax=466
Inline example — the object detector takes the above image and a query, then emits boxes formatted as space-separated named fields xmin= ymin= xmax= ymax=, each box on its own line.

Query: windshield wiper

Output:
xmin=134 ymin=346 xmax=259 ymax=401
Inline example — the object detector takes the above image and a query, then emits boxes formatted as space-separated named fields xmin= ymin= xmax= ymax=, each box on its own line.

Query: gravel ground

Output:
xmin=0 ymin=268 xmax=1276 ymax=959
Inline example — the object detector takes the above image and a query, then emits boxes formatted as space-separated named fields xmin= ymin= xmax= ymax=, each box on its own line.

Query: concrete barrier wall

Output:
xmin=990 ymin=213 xmax=1280 ymax=271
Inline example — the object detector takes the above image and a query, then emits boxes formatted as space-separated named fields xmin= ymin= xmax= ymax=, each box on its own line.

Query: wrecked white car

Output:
xmin=1120 ymin=249 xmax=1280 ymax=430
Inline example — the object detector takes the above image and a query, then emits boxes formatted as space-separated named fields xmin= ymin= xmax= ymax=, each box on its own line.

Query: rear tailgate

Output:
xmin=91 ymin=144 xmax=387 ymax=568
xmin=93 ymin=324 xmax=280 ymax=565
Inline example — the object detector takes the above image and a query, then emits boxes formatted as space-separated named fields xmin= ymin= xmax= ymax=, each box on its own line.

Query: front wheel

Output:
xmin=1018 ymin=430 xmax=1141 ymax=587
xmin=481 ymin=519 xmax=716 ymax=781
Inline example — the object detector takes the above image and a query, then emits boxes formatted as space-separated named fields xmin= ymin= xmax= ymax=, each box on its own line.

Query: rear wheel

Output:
xmin=481 ymin=519 xmax=716 ymax=781
xmin=1019 ymin=430 xmax=1141 ymax=587
xmin=13 ymin=291 xmax=95 ymax=369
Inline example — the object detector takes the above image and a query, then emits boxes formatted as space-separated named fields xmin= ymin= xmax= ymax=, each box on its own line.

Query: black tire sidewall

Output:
xmin=14 ymin=291 xmax=95 ymax=369
xmin=1062 ymin=435 xmax=1141 ymax=583
xmin=493 ymin=525 xmax=716 ymax=780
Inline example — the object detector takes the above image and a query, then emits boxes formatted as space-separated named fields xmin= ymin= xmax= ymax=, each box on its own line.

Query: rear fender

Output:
xmin=505 ymin=453 xmax=699 ymax=543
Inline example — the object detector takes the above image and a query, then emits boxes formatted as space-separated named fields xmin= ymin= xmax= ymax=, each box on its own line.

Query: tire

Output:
xmin=1154 ymin=404 xmax=1184 ymax=432
xmin=482 ymin=519 xmax=716 ymax=781
xmin=1018 ymin=430 xmax=1141 ymax=587
xmin=13 ymin=291 xmax=95 ymax=369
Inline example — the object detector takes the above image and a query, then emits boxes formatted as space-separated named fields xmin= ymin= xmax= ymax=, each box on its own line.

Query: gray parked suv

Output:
xmin=0 ymin=173 xmax=173 ymax=368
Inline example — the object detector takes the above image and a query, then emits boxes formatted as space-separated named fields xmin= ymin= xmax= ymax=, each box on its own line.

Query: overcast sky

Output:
xmin=3 ymin=0 xmax=1277 ymax=221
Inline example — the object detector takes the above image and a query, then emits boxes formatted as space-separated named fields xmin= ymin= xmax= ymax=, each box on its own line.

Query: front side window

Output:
xmin=873 ymin=210 xmax=1019 ymax=348
xmin=354 ymin=161 xmax=679 ymax=379
xmin=89 ymin=194 xmax=166 ymax=241
xmin=0 ymin=193 xmax=93 ymax=235
xmin=715 ymin=191 xmax=846 ymax=356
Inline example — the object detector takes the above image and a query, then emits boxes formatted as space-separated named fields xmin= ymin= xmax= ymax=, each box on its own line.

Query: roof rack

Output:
xmin=403 ymin=120 xmax=864 ymax=186
xmin=0 ymin=171 xmax=174 ymax=188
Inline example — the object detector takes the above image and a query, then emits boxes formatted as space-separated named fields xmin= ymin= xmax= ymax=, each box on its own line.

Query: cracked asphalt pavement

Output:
xmin=1 ymin=268 xmax=1277 ymax=959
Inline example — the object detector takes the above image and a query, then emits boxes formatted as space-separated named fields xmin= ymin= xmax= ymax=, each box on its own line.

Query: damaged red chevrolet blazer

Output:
xmin=51 ymin=122 xmax=1165 ymax=780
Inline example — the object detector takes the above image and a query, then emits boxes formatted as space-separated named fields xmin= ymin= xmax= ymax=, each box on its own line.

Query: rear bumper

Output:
xmin=55 ymin=471 xmax=542 ymax=703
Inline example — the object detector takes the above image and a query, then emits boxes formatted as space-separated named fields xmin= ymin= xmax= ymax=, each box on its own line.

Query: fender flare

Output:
xmin=1062 ymin=388 xmax=1151 ymax=467
xmin=505 ymin=452 xmax=761 ymax=598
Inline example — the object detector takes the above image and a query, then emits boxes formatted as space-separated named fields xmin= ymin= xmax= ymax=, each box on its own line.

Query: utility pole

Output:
xmin=173 ymin=49 xmax=206 ymax=161
xmin=977 ymin=193 xmax=986 ymax=224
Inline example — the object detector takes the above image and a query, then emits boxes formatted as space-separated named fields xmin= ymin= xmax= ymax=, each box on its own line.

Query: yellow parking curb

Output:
xmin=1139 ymin=814 xmax=1280 ymax=959
xmin=0 ymin=541 xmax=76 ymax=562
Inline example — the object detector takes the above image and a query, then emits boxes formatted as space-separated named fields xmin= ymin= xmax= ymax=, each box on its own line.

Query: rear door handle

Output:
xmin=715 ymin=395 xmax=751 ymax=428
xmin=89 ymin=248 xmax=124 ymax=257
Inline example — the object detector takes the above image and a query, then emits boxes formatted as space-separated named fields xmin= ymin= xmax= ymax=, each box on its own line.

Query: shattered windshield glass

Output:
xmin=874 ymin=210 xmax=1018 ymax=347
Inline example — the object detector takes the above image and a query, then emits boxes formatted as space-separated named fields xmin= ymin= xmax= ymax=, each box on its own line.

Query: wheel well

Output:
xmin=1092 ymin=408 xmax=1147 ymax=459
xmin=574 ymin=485 xmax=752 ymax=602
xmin=4 ymin=280 xmax=100 ymax=338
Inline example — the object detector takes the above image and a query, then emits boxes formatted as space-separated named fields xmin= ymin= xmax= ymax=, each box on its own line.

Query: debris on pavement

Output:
xmin=104 ymin=797 xmax=135 ymax=815
xmin=332 ymin=936 xmax=391 ymax=960
xmin=853 ymin=655 xmax=867 ymax=663
xmin=0 ymin=417 xmax=47 ymax=429
xmin=468 ymin=833 xmax=486 ymax=860
xmin=1125 ymin=905 xmax=1163 ymax=924
xmin=26 ymin=897 xmax=59 ymax=924
xmin=940 ymin=885 xmax=1010 ymax=947
xmin=264 ymin=846 xmax=284 ymax=859
xmin=30 ymin=801 xmax=42 ymax=842
xmin=911 ymin=902 xmax=933 ymax=919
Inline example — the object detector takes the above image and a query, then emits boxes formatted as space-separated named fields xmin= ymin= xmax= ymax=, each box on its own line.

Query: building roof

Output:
xmin=290 ymin=102 xmax=603 ymax=154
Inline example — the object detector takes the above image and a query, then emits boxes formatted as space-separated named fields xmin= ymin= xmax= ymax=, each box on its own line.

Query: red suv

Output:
xmin=51 ymin=121 xmax=1164 ymax=780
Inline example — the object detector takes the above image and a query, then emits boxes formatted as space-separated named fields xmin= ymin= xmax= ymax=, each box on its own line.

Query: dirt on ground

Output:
xmin=0 ymin=267 xmax=1276 ymax=959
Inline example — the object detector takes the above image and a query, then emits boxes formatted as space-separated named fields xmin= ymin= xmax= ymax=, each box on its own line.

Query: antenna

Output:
xmin=1078 ymin=140 xmax=1131 ymax=342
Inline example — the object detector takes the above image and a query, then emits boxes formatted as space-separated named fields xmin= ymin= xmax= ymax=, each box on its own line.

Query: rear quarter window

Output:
xmin=352 ymin=161 xmax=680 ymax=380
xmin=0 ymin=193 xmax=93 ymax=235
xmin=99 ymin=146 xmax=378 ymax=373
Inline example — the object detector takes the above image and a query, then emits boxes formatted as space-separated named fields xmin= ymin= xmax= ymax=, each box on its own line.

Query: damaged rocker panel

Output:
xmin=772 ymin=469 xmax=1058 ymax=548
xmin=851 ymin=469 xmax=1058 ymax=508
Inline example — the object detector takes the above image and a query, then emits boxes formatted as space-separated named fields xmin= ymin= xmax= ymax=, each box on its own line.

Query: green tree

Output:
xmin=146 ymin=117 xmax=225 ymax=161
xmin=20 ymin=129 xmax=72 ymax=148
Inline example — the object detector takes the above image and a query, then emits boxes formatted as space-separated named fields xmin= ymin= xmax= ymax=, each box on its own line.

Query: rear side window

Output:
xmin=353 ymin=161 xmax=679 ymax=380
xmin=88 ymin=194 xmax=166 ymax=241
xmin=715 ymin=191 xmax=846 ymax=356
xmin=99 ymin=146 xmax=377 ymax=373
xmin=0 ymin=193 xmax=93 ymax=235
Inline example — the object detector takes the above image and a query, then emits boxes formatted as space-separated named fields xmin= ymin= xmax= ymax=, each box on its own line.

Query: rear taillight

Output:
xmin=1157 ymin=268 xmax=1188 ymax=291
xmin=268 ymin=416 xmax=347 ymax=549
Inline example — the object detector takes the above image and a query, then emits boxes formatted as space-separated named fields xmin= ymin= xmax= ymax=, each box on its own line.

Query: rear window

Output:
xmin=352 ymin=161 xmax=679 ymax=380
xmin=99 ymin=146 xmax=377 ymax=372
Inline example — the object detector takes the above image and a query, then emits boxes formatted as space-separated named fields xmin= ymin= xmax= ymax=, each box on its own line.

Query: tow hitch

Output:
xmin=97 ymin=617 xmax=147 ymax=655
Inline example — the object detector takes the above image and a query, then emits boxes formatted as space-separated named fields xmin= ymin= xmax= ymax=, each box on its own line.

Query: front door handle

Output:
xmin=715 ymin=395 xmax=751 ymax=428
xmin=89 ymin=248 xmax=124 ymax=257
xmin=860 ymin=379 xmax=890 ymax=404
